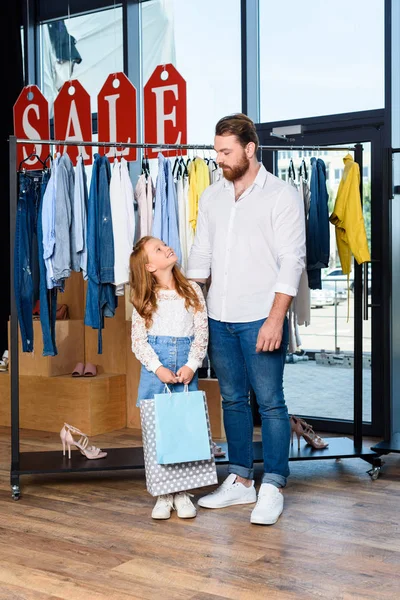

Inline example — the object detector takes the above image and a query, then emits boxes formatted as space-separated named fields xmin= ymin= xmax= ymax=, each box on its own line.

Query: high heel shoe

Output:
xmin=290 ymin=415 xmax=329 ymax=450
xmin=60 ymin=423 xmax=107 ymax=460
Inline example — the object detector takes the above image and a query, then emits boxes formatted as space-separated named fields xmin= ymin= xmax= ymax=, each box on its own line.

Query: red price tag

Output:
xmin=98 ymin=72 xmax=137 ymax=161
xmin=13 ymin=85 xmax=50 ymax=170
xmin=54 ymin=80 xmax=93 ymax=165
xmin=144 ymin=64 xmax=187 ymax=159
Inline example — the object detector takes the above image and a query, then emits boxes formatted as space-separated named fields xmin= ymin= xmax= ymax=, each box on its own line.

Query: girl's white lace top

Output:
xmin=131 ymin=281 xmax=208 ymax=373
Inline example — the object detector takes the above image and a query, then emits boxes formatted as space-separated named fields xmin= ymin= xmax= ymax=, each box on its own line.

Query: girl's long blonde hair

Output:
xmin=129 ymin=236 xmax=202 ymax=328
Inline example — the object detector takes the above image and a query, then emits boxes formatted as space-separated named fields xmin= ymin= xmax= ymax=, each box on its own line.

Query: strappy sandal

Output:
xmin=211 ymin=441 xmax=226 ymax=457
xmin=60 ymin=423 xmax=107 ymax=460
xmin=290 ymin=415 xmax=329 ymax=450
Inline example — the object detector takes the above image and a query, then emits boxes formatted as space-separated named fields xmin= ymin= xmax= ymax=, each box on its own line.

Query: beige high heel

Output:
xmin=60 ymin=423 xmax=107 ymax=459
xmin=290 ymin=415 xmax=329 ymax=450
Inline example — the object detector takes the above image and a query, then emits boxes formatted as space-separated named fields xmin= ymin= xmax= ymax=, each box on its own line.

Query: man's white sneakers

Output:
xmin=197 ymin=473 xmax=257 ymax=508
xmin=250 ymin=483 xmax=284 ymax=525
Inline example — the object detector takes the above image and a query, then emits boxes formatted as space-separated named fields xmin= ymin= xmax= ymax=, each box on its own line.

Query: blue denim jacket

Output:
xmin=152 ymin=153 xmax=182 ymax=264
xmin=307 ymin=158 xmax=330 ymax=289
xmin=85 ymin=154 xmax=117 ymax=353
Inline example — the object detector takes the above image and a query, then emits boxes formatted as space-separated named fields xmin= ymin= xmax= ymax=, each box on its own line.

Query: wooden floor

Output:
xmin=0 ymin=426 xmax=400 ymax=600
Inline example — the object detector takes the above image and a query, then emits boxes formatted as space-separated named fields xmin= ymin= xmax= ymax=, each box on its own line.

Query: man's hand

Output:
xmin=256 ymin=318 xmax=283 ymax=352
xmin=176 ymin=365 xmax=194 ymax=385
xmin=155 ymin=366 xmax=178 ymax=384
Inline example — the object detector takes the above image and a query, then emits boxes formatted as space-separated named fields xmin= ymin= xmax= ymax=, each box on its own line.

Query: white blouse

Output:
xmin=131 ymin=281 xmax=208 ymax=374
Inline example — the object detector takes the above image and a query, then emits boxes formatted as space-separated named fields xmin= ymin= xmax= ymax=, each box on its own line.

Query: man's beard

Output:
xmin=221 ymin=152 xmax=250 ymax=182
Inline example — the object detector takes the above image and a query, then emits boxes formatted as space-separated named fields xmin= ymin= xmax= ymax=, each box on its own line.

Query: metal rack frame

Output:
xmin=8 ymin=135 xmax=383 ymax=500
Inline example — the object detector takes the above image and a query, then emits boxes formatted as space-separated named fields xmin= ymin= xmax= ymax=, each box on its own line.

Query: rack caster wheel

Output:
xmin=367 ymin=466 xmax=381 ymax=480
xmin=11 ymin=485 xmax=20 ymax=500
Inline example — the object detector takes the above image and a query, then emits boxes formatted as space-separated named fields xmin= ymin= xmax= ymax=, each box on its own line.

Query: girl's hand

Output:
xmin=176 ymin=366 xmax=194 ymax=385
xmin=155 ymin=366 xmax=178 ymax=384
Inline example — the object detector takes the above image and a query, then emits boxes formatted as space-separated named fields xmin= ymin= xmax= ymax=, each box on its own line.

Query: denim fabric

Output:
xmin=85 ymin=154 xmax=117 ymax=354
xmin=137 ymin=335 xmax=198 ymax=406
xmin=152 ymin=153 xmax=182 ymax=264
xmin=208 ymin=317 xmax=290 ymax=488
xmin=53 ymin=153 xmax=74 ymax=281
xmin=14 ymin=170 xmax=57 ymax=355
xmin=307 ymin=157 xmax=330 ymax=289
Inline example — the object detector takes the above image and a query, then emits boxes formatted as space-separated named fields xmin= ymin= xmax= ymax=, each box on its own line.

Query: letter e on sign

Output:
xmin=54 ymin=80 xmax=93 ymax=165
xmin=144 ymin=64 xmax=187 ymax=159
xmin=13 ymin=85 xmax=50 ymax=170
xmin=98 ymin=72 xmax=137 ymax=161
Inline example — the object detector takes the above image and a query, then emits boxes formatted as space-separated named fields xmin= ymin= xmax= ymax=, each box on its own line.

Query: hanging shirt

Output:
xmin=187 ymin=164 xmax=306 ymax=323
xmin=152 ymin=153 xmax=182 ymax=264
xmin=307 ymin=157 xmax=330 ymax=289
xmin=294 ymin=173 xmax=311 ymax=327
xmin=188 ymin=157 xmax=210 ymax=233
xmin=71 ymin=155 xmax=88 ymax=279
xmin=286 ymin=171 xmax=311 ymax=352
xmin=85 ymin=154 xmax=117 ymax=354
xmin=135 ymin=173 xmax=154 ymax=238
xmin=329 ymin=154 xmax=370 ymax=275
xmin=42 ymin=153 xmax=59 ymax=289
xmin=176 ymin=174 xmax=189 ymax=273
xmin=110 ymin=157 xmax=135 ymax=294
xmin=183 ymin=174 xmax=193 ymax=259
xmin=53 ymin=152 xmax=75 ymax=282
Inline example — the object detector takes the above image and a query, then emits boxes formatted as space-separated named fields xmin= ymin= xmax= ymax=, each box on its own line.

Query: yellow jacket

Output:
xmin=329 ymin=154 xmax=370 ymax=275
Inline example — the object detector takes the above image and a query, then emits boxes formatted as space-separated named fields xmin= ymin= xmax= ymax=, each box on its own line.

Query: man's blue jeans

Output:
xmin=208 ymin=317 xmax=290 ymax=488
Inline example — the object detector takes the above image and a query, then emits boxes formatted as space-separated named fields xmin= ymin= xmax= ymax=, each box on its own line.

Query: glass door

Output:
xmin=257 ymin=114 xmax=387 ymax=436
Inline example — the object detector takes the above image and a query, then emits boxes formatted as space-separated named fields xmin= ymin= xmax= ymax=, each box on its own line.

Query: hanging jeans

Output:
xmin=14 ymin=170 xmax=58 ymax=355
xmin=208 ymin=317 xmax=290 ymax=488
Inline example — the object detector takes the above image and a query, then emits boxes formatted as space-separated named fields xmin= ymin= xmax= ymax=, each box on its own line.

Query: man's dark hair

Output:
xmin=215 ymin=113 xmax=259 ymax=152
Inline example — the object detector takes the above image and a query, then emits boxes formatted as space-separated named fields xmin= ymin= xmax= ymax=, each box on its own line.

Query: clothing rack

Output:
xmin=8 ymin=136 xmax=382 ymax=500
xmin=371 ymin=146 xmax=400 ymax=457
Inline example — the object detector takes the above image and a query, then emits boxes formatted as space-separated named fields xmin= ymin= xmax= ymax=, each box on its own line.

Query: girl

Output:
xmin=130 ymin=236 xmax=208 ymax=520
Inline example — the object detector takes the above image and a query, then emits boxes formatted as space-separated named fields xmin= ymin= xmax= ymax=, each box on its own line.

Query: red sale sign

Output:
xmin=13 ymin=85 xmax=50 ymax=171
xmin=98 ymin=72 xmax=137 ymax=161
xmin=53 ymin=80 xmax=93 ymax=165
xmin=144 ymin=64 xmax=187 ymax=159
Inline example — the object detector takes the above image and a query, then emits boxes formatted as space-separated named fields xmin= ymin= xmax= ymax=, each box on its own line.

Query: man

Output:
xmin=186 ymin=113 xmax=306 ymax=525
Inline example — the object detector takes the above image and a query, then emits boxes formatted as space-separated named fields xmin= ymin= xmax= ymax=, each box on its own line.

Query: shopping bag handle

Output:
xmin=163 ymin=383 xmax=189 ymax=394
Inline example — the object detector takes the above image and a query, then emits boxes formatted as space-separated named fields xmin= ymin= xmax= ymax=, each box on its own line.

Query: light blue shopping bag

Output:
xmin=154 ymin=385 xmax=212 ymax=465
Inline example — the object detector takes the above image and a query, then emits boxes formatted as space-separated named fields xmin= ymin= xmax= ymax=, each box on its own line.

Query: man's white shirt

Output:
xmin=186 ymin=164 xmax=306 ymax=323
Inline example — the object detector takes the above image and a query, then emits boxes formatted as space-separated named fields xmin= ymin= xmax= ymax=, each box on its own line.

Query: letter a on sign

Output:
xmin=54 ymin=80 xmax=93 ymax=165
xmin=144 ymin=64 xmax=187 ymax=159
xmin=98 ymin=72 xmax=137 ymax=161
xmin=13 ymin=85 xmax=50 ymax=171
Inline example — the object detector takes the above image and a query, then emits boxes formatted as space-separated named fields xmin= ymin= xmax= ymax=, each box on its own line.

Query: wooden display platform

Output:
xmin=0 ymin=372 xmax=126 ymax=436
xmin=10 ymin=319 xmax=85 ymax=377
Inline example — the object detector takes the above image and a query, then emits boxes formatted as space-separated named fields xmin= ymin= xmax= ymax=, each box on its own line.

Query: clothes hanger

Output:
xmin=141 ymin=148 xmax=150 ymax=179
xmin=299 ymin=158 xmax=308 ymax=180
xmin=288 ymin=158 xmax=296 ymax=181
xmin=18 ymin=151 xmax=48 ymax=172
